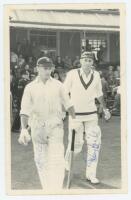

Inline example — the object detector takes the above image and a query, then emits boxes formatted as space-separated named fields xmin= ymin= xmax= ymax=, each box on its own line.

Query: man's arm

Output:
xmin=97 ymin=96 xmax=111 ymax=120
xmin=60 ymin=82 xmax=76 ymax=122
xmin=67 ymin=106 xmax=76 ymax=119
xmin=97 ymin=95 xmax=106 ymax=110
xmin=20 ymin=114 xmax=29 ymax=129
xmin=64 ymin=71 xmax=72 ymax=95
xmin=18 ymin=114 xmax=31 ymax=145
xmin=18 ymin=85 xmax=32 ymax=145
xmin=96 ymin=74 xmax=111 ymax=120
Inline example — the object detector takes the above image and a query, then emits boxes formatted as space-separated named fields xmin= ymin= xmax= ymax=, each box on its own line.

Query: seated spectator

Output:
xmin=18 ymin=54 xmax=25 ymax=68
xmin=107 ymin=74 xmax=116 ymax=87
xmin=13 ymin=65 xmax=21 ymax=80
xmin=114 ymin=65 xmax=120 ymax=79
xmin=28 ymin=56 xmax=36 ymax=68
xmin=54 ymin=56 xmax=65 ymax=69
xmin=52 ymin=70 xmax=61 ymax=81
xmin=22 ymin=64 xmax=30 ymax=80
xmin=73 ymin=56 xmax=80 ymax=68
xmin=60 ymin=68 xmax=69 ymax=82
xmin=30 ymin=73 xmax=36 ymax=81
xmin=111 ymin=85 xmax=121 ymax=116
xmin=108 ymin=65 xmax=114 ymax=76
xmin=99 ymin=71 xmax=109 ymax=101
xmin=64 ymin=56 xmax=72 ymax=69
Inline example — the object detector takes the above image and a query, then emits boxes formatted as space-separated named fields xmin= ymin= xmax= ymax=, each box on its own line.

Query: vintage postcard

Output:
xmin=4 ymin=3 xmax=127 ymax=195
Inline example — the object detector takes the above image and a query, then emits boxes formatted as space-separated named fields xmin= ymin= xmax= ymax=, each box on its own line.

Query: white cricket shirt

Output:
xmin=64 ymin=68 xmax=103 ymax=121
xmin=20 ymin=76 xmax=73 ymax=125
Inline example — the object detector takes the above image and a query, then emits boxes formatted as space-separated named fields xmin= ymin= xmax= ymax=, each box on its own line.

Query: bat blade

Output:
xmin=66 ymin=129 xmax=76 ymax=189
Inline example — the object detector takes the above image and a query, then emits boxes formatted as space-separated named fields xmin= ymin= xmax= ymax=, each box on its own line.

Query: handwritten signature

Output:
xmin=87 ymin=144 xmax=100 ymax=166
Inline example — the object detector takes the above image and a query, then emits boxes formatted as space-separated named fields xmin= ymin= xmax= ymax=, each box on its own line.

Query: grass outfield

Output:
xmin=11 ymin=116 xmax=121 ymax=190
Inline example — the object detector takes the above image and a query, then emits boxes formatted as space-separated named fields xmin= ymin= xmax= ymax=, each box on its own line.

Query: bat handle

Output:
xmin=71 ymin=129 xmax=76 ymax=151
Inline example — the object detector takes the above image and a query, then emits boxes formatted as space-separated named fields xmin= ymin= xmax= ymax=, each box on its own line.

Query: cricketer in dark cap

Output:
xmin=36 ymin=57 xmax=55 ymax=82
xmin=37 ymin=57 xmax=55 ymax=68
xmin=81 ymin=51 xmax=95 ymax=60
xmin=80 ymin=51 xmax=95 ymax=74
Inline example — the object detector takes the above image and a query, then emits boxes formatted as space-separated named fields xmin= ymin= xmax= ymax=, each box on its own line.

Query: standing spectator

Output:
xmin=12 ymin=71 xmax=29 ymax=132
xmin=97 ymin=45 xmax=105 ymax=64
xmin=108 ymin=65 xmax=114 ymax=76
xmin=24 ymin=39 xmax=32 ymax=57
xmin=16 ymin=42 xmax=23 ymax=56
xmin=64 ymin=56 xmax=72 ymax=69
xmin=54 ymin=56 xmax=65 ymax=69
xmin=31 ymin=41 xmax=41 ymax=60
xmin=92 ymin=47 xmax=98 ymax=63
xmin=18 ymin=57 xmax=75 ymax=190
xmin=100 ymin=72 xmax=109 ymax=101
xmin=10 ymin=69 xmax=17 ymax=99
xmin=64 ymin=51 xmax=111 ymax=184
xmin=86 ymin=39 xmax=92 ymax=51
xmin=10 ymin=51 xmax=18 ymax=69
xmin=73 ymin=56 xmax=81 ymax=68
xmin=111 ymin=85 xmax=121 ymax=115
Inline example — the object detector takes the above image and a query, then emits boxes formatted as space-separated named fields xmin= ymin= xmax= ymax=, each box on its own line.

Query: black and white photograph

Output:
xmin=4 ymin=3 xmax=127 ymax=195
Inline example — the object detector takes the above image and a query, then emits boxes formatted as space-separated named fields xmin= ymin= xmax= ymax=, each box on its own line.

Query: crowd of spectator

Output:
xmin=10 ymin=43 xmax=120 ymax=131
xmin=98 ymin=65 xmax=120 ymax=117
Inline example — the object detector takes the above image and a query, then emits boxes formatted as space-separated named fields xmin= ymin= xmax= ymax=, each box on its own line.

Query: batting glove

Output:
xmin=103 ymin=108 xmax=111 ymax=121
xmin=18 ymin=128 xmax=31 ymax=146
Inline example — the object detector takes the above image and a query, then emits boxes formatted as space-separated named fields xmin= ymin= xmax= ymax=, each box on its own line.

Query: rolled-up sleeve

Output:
xmin=63 ymin=71 xmax=73 ymax=95
xmin=95 ymin=73 xmax=103 ymax=98
xmin=20 ymin=84 xmax=33 ymax=116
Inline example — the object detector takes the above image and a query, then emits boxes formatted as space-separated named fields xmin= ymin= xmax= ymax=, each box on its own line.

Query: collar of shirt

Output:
xmin=80 ymin=68 xmax=93 ymax=83
xmin=35 ymin=76 xmax=53 ymax=84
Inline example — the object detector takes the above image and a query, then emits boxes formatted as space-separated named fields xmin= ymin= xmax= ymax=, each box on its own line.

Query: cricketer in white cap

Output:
xmin=18 ymin=57 xmax=76 ymax=191
xmin=64 ymin=51 xmax=111 ymax=184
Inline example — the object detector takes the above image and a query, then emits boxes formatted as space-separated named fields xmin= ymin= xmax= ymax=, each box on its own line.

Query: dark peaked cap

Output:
xmin=81 ymin=51 xmax=95 ymax=60
xmin=37 ymin=57 xmax=54 ymax=67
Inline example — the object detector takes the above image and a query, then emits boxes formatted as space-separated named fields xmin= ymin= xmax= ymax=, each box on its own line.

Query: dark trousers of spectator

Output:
xmin=113 ymin=94 xmax=120 ymax=110
xmin=11 ymin=101 xmax=21 ymax=132
xmin=12 ymin=112 xmax=20 ymax=132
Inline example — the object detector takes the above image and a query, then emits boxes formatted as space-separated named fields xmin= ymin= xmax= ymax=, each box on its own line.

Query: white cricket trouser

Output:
xmin=31 ymin=123 xmax=65 ymax=191
xmin=65 ymin=120 xmax=101 ymax=178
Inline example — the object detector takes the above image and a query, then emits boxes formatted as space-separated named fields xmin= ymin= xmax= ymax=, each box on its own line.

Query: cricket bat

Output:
xmin=66 ymin=129 xmax=76 ymax=189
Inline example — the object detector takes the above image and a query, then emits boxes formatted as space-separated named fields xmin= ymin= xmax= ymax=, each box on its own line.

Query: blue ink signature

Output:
xmin=92 ymin=144 xmax=100 ymax=150
xmin=87 ymin=144 xmax=100 ymax=166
